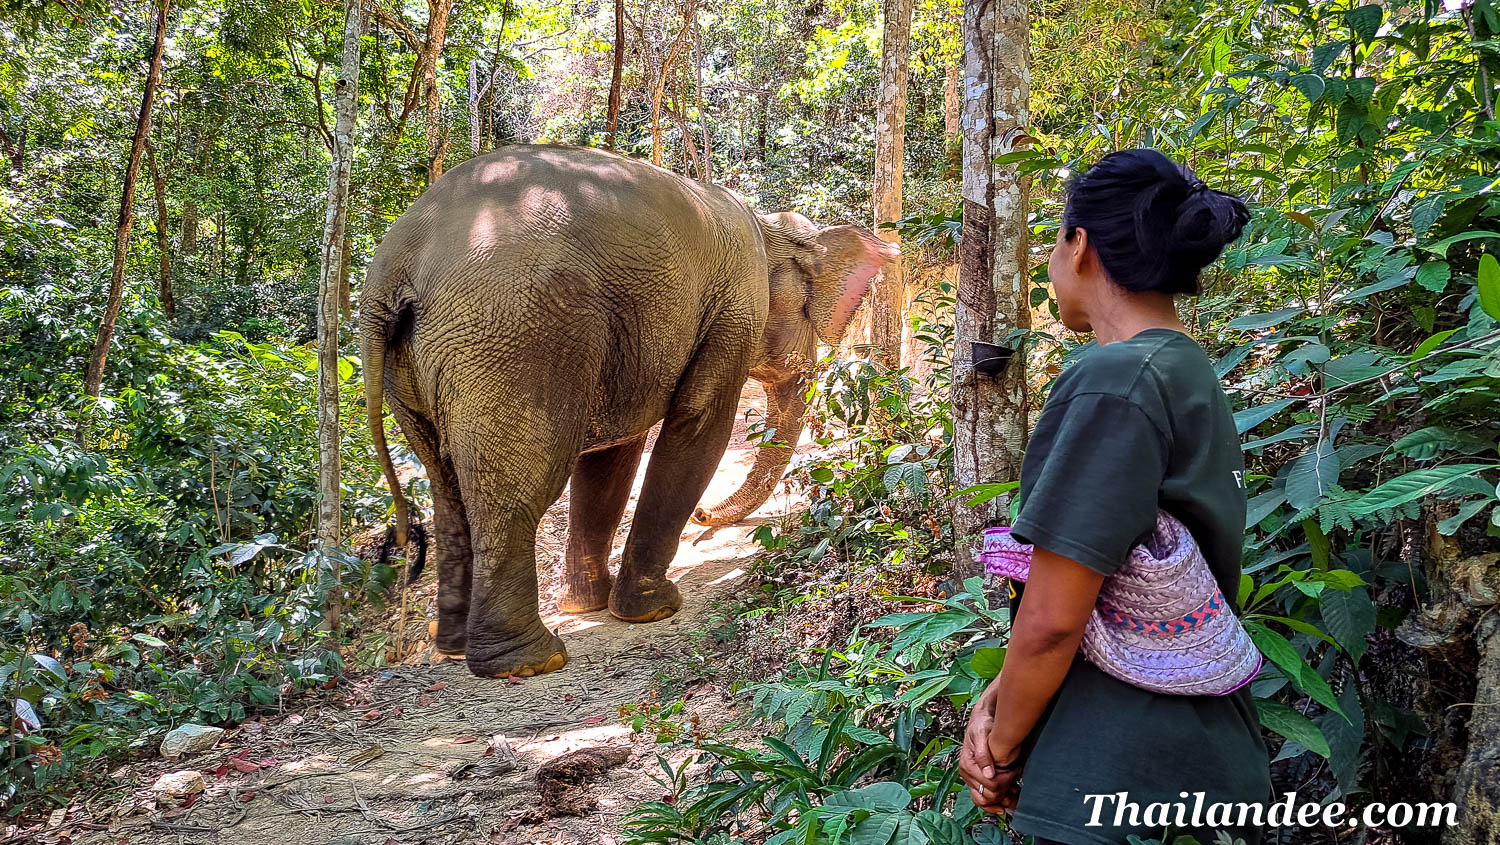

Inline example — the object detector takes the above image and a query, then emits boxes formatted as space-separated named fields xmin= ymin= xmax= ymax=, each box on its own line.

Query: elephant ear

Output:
xmin=807 ymin=225 xmax=898 ymax=344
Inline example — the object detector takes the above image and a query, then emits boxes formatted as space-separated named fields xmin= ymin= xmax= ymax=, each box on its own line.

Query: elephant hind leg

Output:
xmin=560 ymin=433 xmax=649 ymax=613
xmin=450 ymin=404 xmax=582 ymax=679
xmin=386 ymin=352 xmax=473 ymax=656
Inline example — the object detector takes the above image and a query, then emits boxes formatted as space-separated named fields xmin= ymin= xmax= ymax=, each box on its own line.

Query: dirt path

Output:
xmin=73 ymin=385 xmax=805 ymax=845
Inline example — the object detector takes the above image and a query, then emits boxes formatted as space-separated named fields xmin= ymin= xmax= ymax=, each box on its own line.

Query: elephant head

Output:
xmin=691 ymin=211 xmax=896 ymax=526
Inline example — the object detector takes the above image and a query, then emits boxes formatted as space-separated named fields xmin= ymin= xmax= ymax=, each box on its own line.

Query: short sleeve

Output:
xmin=1010 ymin=392 xmax=1169 ymax=576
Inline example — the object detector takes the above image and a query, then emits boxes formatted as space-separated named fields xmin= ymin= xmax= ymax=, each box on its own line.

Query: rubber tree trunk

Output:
xmin=605 ymin=0 xmax=625 ymax=150
xmin=691 ymin=377 xmax=805 ymax=526
xmin=81 ymin=0 xmax=170 ymax=408
xmin=146 ymin=140 xmax=174 ymax=320
xmin=869 ymin=0 xmax=913 ymax=369
xmin=950 ymin=0 xmax=1031 ymax=579
xmin=317 ymin=0 xmax=363 ymax=631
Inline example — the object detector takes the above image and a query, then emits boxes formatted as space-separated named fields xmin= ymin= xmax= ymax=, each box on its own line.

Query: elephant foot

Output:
xmin=428 ymin=621 xmax=466 ymax=659
xmin=430 ymin=618 xmax=468 ymax=656
xmin=609 ymin=577 xmax=683 ymax=623
xmin=557 ymin=573 xmax=613 ymax=614
xmin=465 ymin=627 xmax=569 ymax=679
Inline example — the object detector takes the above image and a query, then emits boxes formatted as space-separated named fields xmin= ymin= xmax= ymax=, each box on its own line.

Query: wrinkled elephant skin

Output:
xmin=362 ymin=145 xmax=893 ymax=678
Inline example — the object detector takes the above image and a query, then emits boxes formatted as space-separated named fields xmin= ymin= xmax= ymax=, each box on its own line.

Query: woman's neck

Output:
xmin=1089 ymin=291 xmax=1188 ymax=346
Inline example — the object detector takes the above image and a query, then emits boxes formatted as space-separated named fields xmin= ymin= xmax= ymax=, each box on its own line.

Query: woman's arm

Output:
xmin=963 ymin=546 xmax=1105 ymax=813
xmin=985 ymin=546 xmax=1106 ymax=760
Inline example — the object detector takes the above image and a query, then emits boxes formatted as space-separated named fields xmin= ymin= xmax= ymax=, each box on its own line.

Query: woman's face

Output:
xmin=1047 ymin=223 xmax=1094 ymax=333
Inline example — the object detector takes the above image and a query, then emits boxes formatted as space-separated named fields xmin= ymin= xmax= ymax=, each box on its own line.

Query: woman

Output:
xmin=957 ymin=149 xmax=1271 ymax=845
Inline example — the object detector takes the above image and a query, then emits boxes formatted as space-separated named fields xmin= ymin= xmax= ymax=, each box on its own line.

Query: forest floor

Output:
xmin=60 ymin=384 xmax=807 ymax=845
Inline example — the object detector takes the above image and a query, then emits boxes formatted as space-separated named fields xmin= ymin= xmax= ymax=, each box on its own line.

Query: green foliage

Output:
xmin=623 ymin=580 xmax=1008 ymax=844
xmin=0 ymin=277 xmax=396 ymax=809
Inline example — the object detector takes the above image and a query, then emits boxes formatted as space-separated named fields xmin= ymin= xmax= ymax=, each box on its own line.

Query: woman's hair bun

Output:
xmin=1063 ymin=149 xmax=1249 ymax=295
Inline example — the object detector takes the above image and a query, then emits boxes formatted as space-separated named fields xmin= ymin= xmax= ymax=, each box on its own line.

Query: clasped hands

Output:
xmin=957 ymin=684 xmax=1024 ymax=816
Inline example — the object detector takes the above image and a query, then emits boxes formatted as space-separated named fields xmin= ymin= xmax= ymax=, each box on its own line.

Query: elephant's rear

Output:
xmin=368 ymin=145 xmax=759 ymax=452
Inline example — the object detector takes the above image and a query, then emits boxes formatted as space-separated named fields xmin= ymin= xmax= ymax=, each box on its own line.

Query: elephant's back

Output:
xmin=376 ymin=144 xmax=767 ymax=446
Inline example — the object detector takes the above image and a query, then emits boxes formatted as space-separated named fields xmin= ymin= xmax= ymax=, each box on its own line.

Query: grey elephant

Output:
xmin=362 ymin=145 xmax=894 ymax=678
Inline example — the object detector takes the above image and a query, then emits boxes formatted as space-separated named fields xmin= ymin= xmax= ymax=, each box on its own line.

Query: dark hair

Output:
xmin=1062 ymin=149 xmax=1250 ymax=295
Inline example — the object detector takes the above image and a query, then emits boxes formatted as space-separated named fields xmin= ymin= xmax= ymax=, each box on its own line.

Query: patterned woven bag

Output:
xmin=977 ymin=510 xmax=1262 ymax=696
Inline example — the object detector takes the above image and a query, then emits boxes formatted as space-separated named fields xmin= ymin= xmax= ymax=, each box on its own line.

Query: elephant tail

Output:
xmin=362 ymin=303 xmax=410 ymax=550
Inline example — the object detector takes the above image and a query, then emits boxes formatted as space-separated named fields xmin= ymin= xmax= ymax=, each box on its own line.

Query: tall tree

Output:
xmin=145 ymin=139 xmax=175 ymax=320
xmin=604 ymin=0 xmax=625 ymax=150
xmin=420 ymin=0 xmax=455 ymax=182
xmin=869 ymin=0 xmax=913 ymax=368
xmin=950 ymin=0 xmax=1031 ymax=578
xmin=81 ymin=0 xmax=170 ymax=406
xmin=317 ymin=0 xmax=364 ymax=629
xmin=642 ymin=0 xmax=699 ymax=167
xmin=692 ymin=10 xmax=711 ymax=181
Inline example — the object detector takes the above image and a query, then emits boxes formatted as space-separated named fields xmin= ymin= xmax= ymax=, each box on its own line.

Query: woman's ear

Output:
xmin=1070 ymin=227 xmax=1091 ymax=278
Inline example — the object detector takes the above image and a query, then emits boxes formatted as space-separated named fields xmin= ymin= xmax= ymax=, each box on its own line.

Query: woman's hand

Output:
xmin=958 ymin=684 xmax=1020 ymax=814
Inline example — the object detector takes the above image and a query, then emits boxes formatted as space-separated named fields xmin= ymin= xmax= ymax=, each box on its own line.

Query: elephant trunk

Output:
xmin=691 ymin=377 xmax=806 ymax=526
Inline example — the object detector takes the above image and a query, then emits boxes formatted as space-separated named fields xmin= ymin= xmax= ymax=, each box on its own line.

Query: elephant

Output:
xmin=362 ymin=144 xmax=895 ymax=679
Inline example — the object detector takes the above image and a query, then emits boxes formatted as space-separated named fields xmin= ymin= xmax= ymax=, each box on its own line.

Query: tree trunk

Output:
xmin=869 ymin=0 xmax=913 ymax=368
xmin=950 ymin=0 xmax=1031 ymax=579
xmin=652 ymin=7 xmax=697 ymax=167
xmin=757 ymin=92 xmax=768 ymax=161
xmin=421 ymin=0 xmax=454 ymax=183
xmin=82 ymin=0 xmax=171 ymax=408
xmin=944 ymin=60 xmax=961 ymax=179
xmin=692 ymin=11 xmax=711 ymax=181
xmin=605 ymin=0 xmax=626 ymax=150
xmin=317 ymin=0 xmax=364 ymax=631
xmin=146 ymin=140 xmax=175 ymax=320
xmin=339 ymin=232 xmax=353 ymax=318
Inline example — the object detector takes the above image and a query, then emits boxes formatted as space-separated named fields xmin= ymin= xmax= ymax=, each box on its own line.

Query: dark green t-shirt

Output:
xmin=1006 ymin=329 xmax=1271 ymax=845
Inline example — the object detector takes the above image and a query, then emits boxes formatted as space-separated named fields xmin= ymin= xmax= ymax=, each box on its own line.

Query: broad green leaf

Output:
xmin=1286 ymin=440 xmax=1340 ymax=509
xmin=1423 ymin=231 xmax=1500 ymax=258
xmin=1437 ymin=499 xmax=1493 ymax=535
xmin=1246 ymin=489 xmax=1287 ymax=529
xmin=1393 ymin=427 xmax=1471 ymax=460
xmin=1257 ymin=699 xmax=1331 ymax=757
xmin=1226 ymin=308 xmax=1304 ymax=331
xmin=1346 ymin=5 xmax=1382 ymax=45
xmin=824 ymin=782 xmax=913 ymax=813
xmin=1243 ymin=423 xmax=1317 ymax=451
xmin=1412 ymin=329 xmax=1459 ymax=360
xmin=1415 ymin=262 xmax=1451 ymax=293
xmin=969 ymin=647 xmax=1006 ymax=680
xmin=1245 ymin=621 xmax=1345 ymax=717
xmin=1233 ymin=398 xmax=1296 ymax=434
xmin=1479 ymin=253 xmax=1500 ymax=321
xmin=1310 ymin=40 xmax=1348 ymax=74
xmin=29 ymin=654 xmax=66 ymax=683
xmin=1289 ymin=74 xmax=1324 ymax=102
xmin=1321 ymin=586 xmax=1374 ymax=665
xmin=1349 ymin=464 xmax=1498 ymax=515
xmin=131 ymin=633 xmax=168 ymax=648
xmin=1302 ymin=519 xmax=1330 ymax=569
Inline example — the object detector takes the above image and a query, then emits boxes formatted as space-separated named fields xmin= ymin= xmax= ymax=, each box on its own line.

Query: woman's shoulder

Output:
xmin=1056 ymin=329 xmax=1198 ymax=401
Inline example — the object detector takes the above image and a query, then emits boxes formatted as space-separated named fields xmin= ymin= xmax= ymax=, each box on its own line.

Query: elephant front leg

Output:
xmin=560 ymin=434 xmax=648 ymax=613
xmin=611 ymin=391 xmax=740 ymax=622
